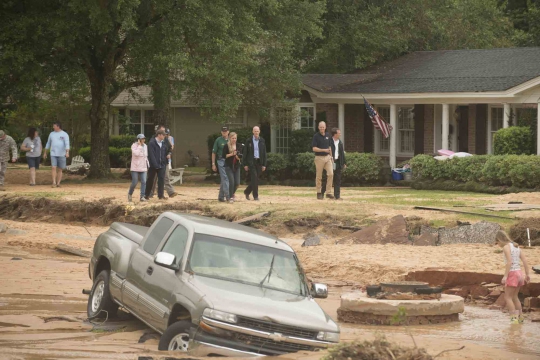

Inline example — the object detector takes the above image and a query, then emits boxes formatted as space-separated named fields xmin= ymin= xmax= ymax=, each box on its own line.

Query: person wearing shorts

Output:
xmin=43 ymin=122 xmax=70 ymax=188
xmin=496 ymin=230 xmax=531 ymax=324
xmin=20 ymin=127 xmax=42 ymax=186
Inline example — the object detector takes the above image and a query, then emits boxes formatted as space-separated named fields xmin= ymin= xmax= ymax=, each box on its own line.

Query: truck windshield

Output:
xmin=188 ymin=234 xmax=307 ymax=296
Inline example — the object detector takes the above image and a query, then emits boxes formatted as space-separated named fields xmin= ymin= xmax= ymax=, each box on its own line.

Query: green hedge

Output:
xmin=289 ymin=129 xmax=315 ymax=154
xmin=80 ymin=135 xmax=139 ymax=149
xmin=289 ymin=152 xmax=385 ymax=184
xmin=79 ymin=147 xmax=132 ymax=168
xmin=266 ymin=153 xmax=289 ymax=180
xmin=410 ymin=154 xmax=540 ymax=189
xmin=493 ymin=126 xmax=534 ymax=155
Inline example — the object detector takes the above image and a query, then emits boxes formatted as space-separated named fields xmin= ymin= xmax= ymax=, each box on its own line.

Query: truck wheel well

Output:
xmin=94 ymin=256 xmax=111 ymax=279
xmin=168 ymin=304 xmax=191 ymax=327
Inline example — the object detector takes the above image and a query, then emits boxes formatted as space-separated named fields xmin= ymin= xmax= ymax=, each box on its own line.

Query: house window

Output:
xmin=274 ymin=108 xmax=293 ymax=154
xmin=119 ymin=109 xmax=156 ymax=137
xmin=299 ymin=106 xmax=315 ymax=130
xmin=226 ymin=109 xmax=247 ymax=129
xmin=490 ymin=107 xmax=503 ymax=152
xmin=275 ymin=126 xmax=290 ymax=154
xmin=375 ymin=106 xmax=390 ymax=153
xmin=398 ymin=106 xmax=415 ymax=154
xmin=144 ymin=110 xmax=155 ymax=138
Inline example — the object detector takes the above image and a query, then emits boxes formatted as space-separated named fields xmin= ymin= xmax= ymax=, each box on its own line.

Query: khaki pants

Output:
xmin=315 ymin=155 xmax=333 ymax=194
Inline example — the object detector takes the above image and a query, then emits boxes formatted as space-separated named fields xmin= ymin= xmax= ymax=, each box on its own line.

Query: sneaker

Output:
xmin=317 ymin=193 xmax=323 ymax=200
xmin=510 ymin=317 xmax=520 ymax=325
xmin=229 ymin=198 xmax=234 ymax=203
xmin=128 ymin=194 xmax=133 ymax=202
xmin=326 ymin=194 xmax=335 ymax=199
xmin=144 ymin=196 xmax=150 ymax=201
xmin=140 ymin=197 xmax=148 ymax=202
xmin=169 ymin=192 xmax=178 ymax=198
xmin=218 ymin=198 xmax=226 ymax=202
xmin=52 ymin=184 xmax=57 ymax=188
xmin=518 ymin=315 xmax=525 ymax=324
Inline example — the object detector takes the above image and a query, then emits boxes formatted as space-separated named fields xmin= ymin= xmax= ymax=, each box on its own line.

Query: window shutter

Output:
xmin=414 ymin=105 xmax=424 ymax=155
xmin=475 ymin=104 xmax=488 ymax=155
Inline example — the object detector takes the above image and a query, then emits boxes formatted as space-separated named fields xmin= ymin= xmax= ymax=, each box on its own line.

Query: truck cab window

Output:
xmin=161 ymin=225 xmax=189 ymax=266
xmin=143 ymin=217 xmax=174 ymax=254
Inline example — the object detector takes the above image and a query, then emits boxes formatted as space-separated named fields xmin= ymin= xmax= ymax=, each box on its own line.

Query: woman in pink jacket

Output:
xmin=128 ymin=134 xmax=149 ymax=202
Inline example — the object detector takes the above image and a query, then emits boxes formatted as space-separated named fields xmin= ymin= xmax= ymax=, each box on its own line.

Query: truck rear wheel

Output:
xmin=87 ymin=270 xmax=118 ymax=319
xmin=158 ymin=321 xmax=193 ymax=351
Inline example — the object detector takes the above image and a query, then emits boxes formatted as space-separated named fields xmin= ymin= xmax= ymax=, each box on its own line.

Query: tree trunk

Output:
xmin=87 ymin=77 xmax=111 ymax=179
xmin=151 ymin=74 xmax=171 ymax=128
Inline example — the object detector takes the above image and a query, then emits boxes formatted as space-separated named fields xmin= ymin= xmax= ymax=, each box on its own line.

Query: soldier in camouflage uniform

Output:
xmin=0 ymin=130 xmax=19 ymax=191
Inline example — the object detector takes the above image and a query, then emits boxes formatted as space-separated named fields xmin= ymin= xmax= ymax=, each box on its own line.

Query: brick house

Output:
xmin=111 ymin=47 xmax=540 ymax=167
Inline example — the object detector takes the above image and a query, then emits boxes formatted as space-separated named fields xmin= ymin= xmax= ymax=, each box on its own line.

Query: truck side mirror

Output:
xmin=155 ymin=252 xmax=180 ymax=271
xmin=311 ymin=283 xmax=328 ymax=299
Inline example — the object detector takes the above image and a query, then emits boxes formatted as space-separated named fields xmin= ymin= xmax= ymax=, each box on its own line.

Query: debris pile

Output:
xmin=336 ymin=215 xmax=409 ymax=245
xmin=325 ymin=336 xmax=435 ymax=360
xmin=509 ymin=217 xmax=540 ymax=246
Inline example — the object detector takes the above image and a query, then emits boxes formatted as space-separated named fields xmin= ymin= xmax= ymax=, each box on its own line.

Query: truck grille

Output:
xmin=236 ymin=317 xmax=318 ymax=340
xmin=234 ymin=333 xmax=316 ymax=353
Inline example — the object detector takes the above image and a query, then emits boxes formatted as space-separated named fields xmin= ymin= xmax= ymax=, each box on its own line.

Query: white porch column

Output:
xmin=442 ymin=104 xmax=450 ymax=150
xmin=389 ymin=104 xmax=397 ymax=168
xmin=338 ymin=103 xmax=345 ymax=145
xmin=504 ymin=103 xmax=510 ymax=128
xmin=537 ymin=103 xmax=540 ymax=155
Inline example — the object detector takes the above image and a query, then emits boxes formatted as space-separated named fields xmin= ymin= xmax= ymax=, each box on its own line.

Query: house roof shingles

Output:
xmin=303 ymin=48 xmax=540 ymax=94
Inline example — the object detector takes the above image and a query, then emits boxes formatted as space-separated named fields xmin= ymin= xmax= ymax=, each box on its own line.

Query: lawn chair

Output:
xmin=66 ymin=155 xmax=86 ymax=171
xmin=169 ymin=167 xmax=185 ymax=185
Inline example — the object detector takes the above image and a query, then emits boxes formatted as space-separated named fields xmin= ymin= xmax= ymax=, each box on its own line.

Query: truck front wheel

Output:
xmin=87 ymin=270 xmax=118 ymax=319
xmin=158 ymin=321 xmax=193 ymax=351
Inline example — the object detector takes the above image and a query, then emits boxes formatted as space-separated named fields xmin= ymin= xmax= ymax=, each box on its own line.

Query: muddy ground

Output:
xmin=1 ymin=168 xmax=540 ymax=359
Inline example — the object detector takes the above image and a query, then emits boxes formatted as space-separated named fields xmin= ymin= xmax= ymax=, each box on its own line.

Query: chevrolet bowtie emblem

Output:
xmin=269 ymin=332 xmax=283 ymax=342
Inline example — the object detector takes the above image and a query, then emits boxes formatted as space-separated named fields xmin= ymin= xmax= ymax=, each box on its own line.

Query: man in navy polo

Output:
xmin=312 ymin=121 xmax=333 ymax=200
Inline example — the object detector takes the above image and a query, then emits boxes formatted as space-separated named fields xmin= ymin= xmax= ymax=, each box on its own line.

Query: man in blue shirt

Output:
xmin=243 ymin=126 xmax=267 ymax=201
xmin=43 ymin=122 xmax=70 ymax=188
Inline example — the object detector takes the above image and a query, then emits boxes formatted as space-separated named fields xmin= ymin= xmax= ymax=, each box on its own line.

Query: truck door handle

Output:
xmin=147 ymin=266 xmax=153 ymax=275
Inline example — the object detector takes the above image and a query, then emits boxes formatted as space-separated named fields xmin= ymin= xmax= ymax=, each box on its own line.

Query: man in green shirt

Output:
xmin=212 ymin=126 xmax=230 ymax=202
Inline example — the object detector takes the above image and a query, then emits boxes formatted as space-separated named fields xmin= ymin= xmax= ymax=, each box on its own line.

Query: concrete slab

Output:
xmin=339 ymin=291 xmax=464 ymax=317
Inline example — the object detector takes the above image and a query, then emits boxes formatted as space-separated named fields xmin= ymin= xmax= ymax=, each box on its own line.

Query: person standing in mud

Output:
xmin=312 ymin=121 xmax=333 ymax=200
xmin=496 ymin=230 xmax=531 ymax=324
xmin=0 ymin=130 xmax=18 ymax=191
xmin=43 ymin=122 xmax=70 ymax=188
xmin=149 ymin=126 xmax=178 ymax=199
xmin=145 ymin=129 xmax=168 ymax=200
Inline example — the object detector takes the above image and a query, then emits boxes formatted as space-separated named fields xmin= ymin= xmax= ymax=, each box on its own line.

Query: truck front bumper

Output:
xmin=187 ymin=316 xmax=334 ymax=357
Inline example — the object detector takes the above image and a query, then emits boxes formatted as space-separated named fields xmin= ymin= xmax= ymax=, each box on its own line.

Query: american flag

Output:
xmin=363 ymin=97 xmax=392 ymax=139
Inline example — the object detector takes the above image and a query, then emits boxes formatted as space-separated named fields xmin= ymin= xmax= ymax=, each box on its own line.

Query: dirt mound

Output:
xmin=0 ymin=195 xmax=221 ymax=226
xmin=325 ymin=336 xmax=434 ymax=360
xmin=336 ymin=215 xmax=410 ymax=245
xmin=510 ymin=218 xmax=540 ymax=246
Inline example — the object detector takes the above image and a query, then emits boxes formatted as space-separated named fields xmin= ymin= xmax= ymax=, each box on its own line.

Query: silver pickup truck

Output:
xmin=87 ymin=212 xmax=340 ymax=356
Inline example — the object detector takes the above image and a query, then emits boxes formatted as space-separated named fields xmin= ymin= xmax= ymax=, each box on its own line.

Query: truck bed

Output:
xmin=110 ymin=222 xmax=149 ymax=245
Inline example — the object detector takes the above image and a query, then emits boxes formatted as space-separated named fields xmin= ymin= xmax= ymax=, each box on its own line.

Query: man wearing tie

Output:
xmin=243 ymin=126 xmax=267 ymax=201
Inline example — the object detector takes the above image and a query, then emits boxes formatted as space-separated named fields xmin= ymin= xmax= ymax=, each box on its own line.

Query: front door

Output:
xmin=458 ymin=106 xmax=469 ymax=153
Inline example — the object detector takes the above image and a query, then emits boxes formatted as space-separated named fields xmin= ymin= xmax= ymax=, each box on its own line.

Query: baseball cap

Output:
xmin=0 ymin=130 xmax=4 ymax=138
xmin=165 ymin=128 xmax=170 ymax=135
xmin=221 ymin=126 xmax=229 ymax=132
xmin=137 ymin=134 xmax=146 ymax=139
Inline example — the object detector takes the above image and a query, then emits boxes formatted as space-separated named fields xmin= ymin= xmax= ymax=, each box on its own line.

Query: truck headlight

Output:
xmin=203 ymin=308 xmax=238 ymax=324
xmin=317 ymin=331 xmax=340 ymax=343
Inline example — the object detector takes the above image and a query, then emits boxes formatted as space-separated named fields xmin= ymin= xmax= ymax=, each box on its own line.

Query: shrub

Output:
xmin=78 ymin=146 xmax=132 ymax=168
xmin=410 ymin=153 xmax=540 ymax=190
xmin=266 ymin=153 xmax=289 ymax=180
xmin=493 ymin=126 xmax=534 ymax=155
xmin=207 ymin=128 xmax=260 ymax=166
xmin=109 ymin=135 xmax=138 ymax=149
xmin=342 ymin=153 xmax=385 ymax=184
xmin=289 ymin=129 xmax=315 ymax=154
xmin=291 ymin=152 xmax=316 ymax=180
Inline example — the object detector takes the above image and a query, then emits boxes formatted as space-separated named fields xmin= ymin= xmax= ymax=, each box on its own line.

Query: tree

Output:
xmin=1 ymin=0 xmax=324 ymax=178
xmin=305 ymin=0 xmax=516 ymax=73
xmin=502 ymin=0 xmax=540 ymax=46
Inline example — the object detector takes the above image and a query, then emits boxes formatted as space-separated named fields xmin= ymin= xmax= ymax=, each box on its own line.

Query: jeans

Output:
xmin=225 ymin=166 xmax=240 ymax=199
xmin=129 ymin=171 xmax=147 ymax=199
xmin=146 ymin=167 xmax=166 ymax=198
xmin=217 ymin=159 xmax=230 ymax=200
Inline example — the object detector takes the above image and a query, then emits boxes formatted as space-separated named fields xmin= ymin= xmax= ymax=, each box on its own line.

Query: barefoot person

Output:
xmin=312 ymin=121 xmax=333 ymax=200
xmin=128 ymin=134 xmax=148 ymax=202
xmin=20 ymin=127 xmax=42 ymax=186
xmin=0 ymin=130 xmax=18 ymax=191
xmin=496 ymin=230 xmax=531 ymax=324
xmin=43 ymin=122 xmax=70 ymax=188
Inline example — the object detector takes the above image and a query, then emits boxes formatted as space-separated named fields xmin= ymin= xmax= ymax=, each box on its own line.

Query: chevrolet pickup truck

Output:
xmin=87 ymin=212 xmax=340 ymax=356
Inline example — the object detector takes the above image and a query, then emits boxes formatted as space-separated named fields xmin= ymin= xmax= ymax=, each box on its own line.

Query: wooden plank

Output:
xmin=414 ymin=206 xmax=513 ymax=219
xmin=55 ymin=243 xmax=92 ymax=258
xmin=234 ymin=212 xmax=270 ymax=225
